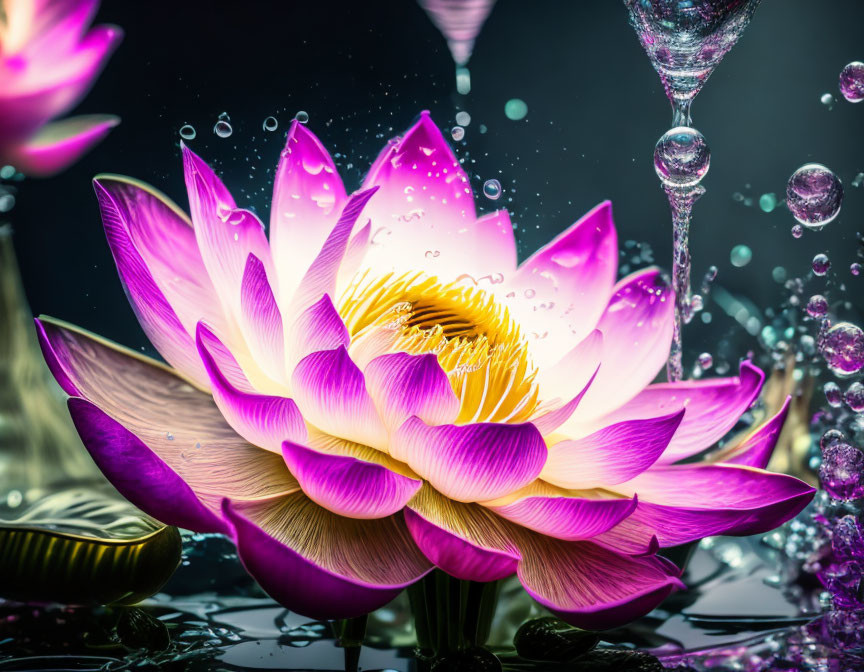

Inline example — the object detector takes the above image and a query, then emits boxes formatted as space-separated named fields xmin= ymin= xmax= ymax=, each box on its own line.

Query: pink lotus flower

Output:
xmin=36 ymin=112 xmax=814 ymax=628
xmin=0 ymin=0 xmax=121 ymax=176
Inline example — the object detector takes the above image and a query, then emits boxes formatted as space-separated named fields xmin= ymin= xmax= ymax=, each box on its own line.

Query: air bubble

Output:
xmin=213 ymin=120 xmax=232 ymax=138
xmin=179 ymin=124 xmax=196 ymax=140
xmin=839 ymin=61 xmax=864 ymax=103
xmin=483 ymin=179 xmax=502 ymax=200
xmin=294 ymin=110 xmax=309 ymax=124
xmin=262 ymin=116 xmax=278 ymax=132
xmin=786 ymin=163 xmax=843 ymax=229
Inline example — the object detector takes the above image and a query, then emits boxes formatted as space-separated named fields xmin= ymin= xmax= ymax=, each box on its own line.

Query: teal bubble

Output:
xmin=771 ymin=266 xmax=787 ymax=283
xmin=730 ymin=244 xmax=752 ymax=267
xmin=504 ymin=98 xmax=528 ymax=121
xmin=759 ymin=192 xmax=777 ymax=213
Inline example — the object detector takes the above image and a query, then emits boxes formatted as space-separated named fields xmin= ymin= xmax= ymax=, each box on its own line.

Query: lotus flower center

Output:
xmin=339 ymin=272 xmax=540 ymax=424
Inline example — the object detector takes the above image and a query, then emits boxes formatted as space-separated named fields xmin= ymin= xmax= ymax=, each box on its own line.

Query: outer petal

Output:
xmin=404 ymin=485 xmax=520 ymax=582
xmin=358 ymin=112 xmax=478 ymax=281
xmin=282 ymin=437 xmax=421 ymax=519
xmin=291 ymin=346 xmax=388 ymax=450
xmin=239 ymin=254 xmax=286 ymax=382
xmin=222 ymin=493 xmax=431 ymax=620
xmin=579 ymin=361 xmax=765 ymax=465
xmin=566 ymin=268 xmax=674 ymax=421
xmin=710 ymin=396 xmax=791 ymax=469
xmin=269 ymin=121 xmax=348 ymax=303
xmin=529 ymin=364 xmax=599 ymax=436
xmin=392 ymin=417 xmax=546 ymax=502
xmin=536 ymin=329 xmax=603 ymax=406
xmin=484 ymin=481 xmax=637 ymax=541
xmin=196 ymin=323 xmax=306 ymax=454
xmin=473 ymin=209 xmax=517 ymax=277
xmin=37 ymin=318 xmax=299 ymax=521
xmin=503 ymin=201 xmax=618 ymax=368
xmin=364 ymin=352 xmax=460 ymax=430
xmin=5 ymin=114 xmax=118 ymax=176
xmin=284 ymin=293 xmax=350 ymax=372
xmin=594 ymin=463 xmax=816 ymax=553
xmin=542 ymin=410 xmax=685 ymax=489
xmin=515 ymin=533 xmax=684 ymax=630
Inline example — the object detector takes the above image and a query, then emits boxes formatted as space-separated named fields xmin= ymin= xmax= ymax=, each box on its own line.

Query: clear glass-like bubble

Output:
xmin=820 ymin=322 xmax=864 ymax=376
xmin=262 ymin=116 xmax=278 ymax=132
xmin=812 ymin=253 xmax=831 ymax=276
xmin=213 ymin=120 xmax=232 ymax=138
xmin=786 ymin=163 xmax=843 ymax=229
xmin=820 ymin=92 xmax=835 ymax=109
xmin=653 ymin=127 xmax=710 ymax=188
xmin=504 ymin=98 xmax=528 ymax=120
xmin=294 ymin=110 xmax=309 ymax=124
xmin=730 ymin=244 xmax=752 ymax=267
xmin=824 ymin=382 xmax=843 ymax=407
xmin=807 ymin=294 xmax=829 ymax=317
xmin=179 ymin=124 xmax=196 ymax=140
xmin=697 ymin=352 xmax=713 ymax=369
xmin=820 ymin=442 xmax=864 ymax=501
xmin=839 ymin=61 xmax=864 ymax=103
xmin=852 ymin=263 xmax=862 ymax=276
xmin=791 ymin=224 xmax=803 ymax=239
xmin=821 ymin=428 xmax=847 ymax=450
xmin=451 ymin=126 xmax=465 ymax=141
xmin=455 ymin=110 xmax=471 ymax=126
xmin=483 ymin=179 xmax=502 ymax=200
xmin=846 ymin=382 xmax=864 ymax=412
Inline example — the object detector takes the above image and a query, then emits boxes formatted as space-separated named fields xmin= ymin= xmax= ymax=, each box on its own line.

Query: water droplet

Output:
xmin=218 ymin=111 xmax=230 ymax=121
xmin=820 ymin=442 xmax=864 ymax=501
xmin=852 ymin=263 xmax=862 ymax=276
xmin=213 ymin=120 xmax=233 ymax=138
xmin=791 ymin=224 xmax=804 ymax=238
xmin=455 ymin=110 xmax=471 ymax=126
xmin=456 ymin=66 xmax=471 ymax=95
xmin=5 ymin=490 xmax=22 ymax=508
xmin=653 ymin=127 xmax=710 ymax=188
xmin=504 ymin=98 xmax=528 ymax=120
xmin=820 ymin=92 xmax=835 ymax=109
xmin=807 ymin=294 xmax=829 ymax=317
xmin=820 ymin=322 xmax=864 ymax=375
xmin=179 ymin=124 xmax=196 ymax=140
xmin=846 ymin=382 xmax=864 ymax=412
xmin=697 ymin=352 xmax=713 ymax=369
xmin=690 ymin=293 xmax=704 ymax=312
xmin=821 ymin=429 xmax=847 ymax=450
xmin=0 ymin=165 xmax=15 ymax=179
xmin=166 ymin=432 xmax=175 ymax=441
xmin=294 ymin=110 xmax=309 ymax=124
xmin=483 ymin=179 xmax=502 ymax=200
xmin=839 ymin=61 xmax=864 ymax=103
xmin=786 ymin=163 xmax=843 ymax=229
xmin=451 ymin=126 xmax=465 ymax=141
xmin=478 ymin=124 xmax=488 ymax=134
xmin=853 ymin=173 xmax=864 ymax=188
xmin=758 ymin=192 xmax=777 ymax=213
xmin=705 ymin=265 xmax=718 ymax=281
xmin=730 ymin=244 xmax=752 ymax=267
xmin=825 ymin=382 xmax=843 ymax=408
xmin=262 ymin=116 xmax=278 ymax=132
xmin=812 ymin=253 xmax=831 ymax=276
xmin=0 ymin=194 xmax=15 ymax=212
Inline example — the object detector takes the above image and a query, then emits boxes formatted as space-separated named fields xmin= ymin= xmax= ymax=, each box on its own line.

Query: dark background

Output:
xmin=10 ymin=0 xmax=864 ymax=367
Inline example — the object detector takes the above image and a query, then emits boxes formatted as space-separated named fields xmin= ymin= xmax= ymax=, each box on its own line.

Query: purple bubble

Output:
xmin=812 ymin=253 xmax=831 ymax=276
xmin=807 ymin=294 xmax=829 ymax=317
xmin=820 ymin=322 xmax=864 ymax=375
xmin=786 ymin=164 xmax=843 ymax=229
xmin=819 ymin=442 xmax=864 ymax=501
xmin=846 ymin=382 xmax=864 ymax=413
xmin=852 ymin=262 xmax=862 ymax=276
xmin=839 ymin=61 xmax=864 ymax=103
xmin=825 ymin=382 xmax=843 ymax=408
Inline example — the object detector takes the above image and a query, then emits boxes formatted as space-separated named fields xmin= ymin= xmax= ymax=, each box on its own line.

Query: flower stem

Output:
xmin=333 ymin=614 xmax=368 ymax=672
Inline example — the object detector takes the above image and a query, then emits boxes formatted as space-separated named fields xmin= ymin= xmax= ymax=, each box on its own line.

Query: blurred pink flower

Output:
xmin=0 ymin=0 xmax=121 ymax=175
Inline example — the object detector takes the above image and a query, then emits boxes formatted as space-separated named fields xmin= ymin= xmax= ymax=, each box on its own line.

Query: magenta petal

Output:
xmin=364 ymin=352 xmax=460 ymax=429
xmin=240 ymin=254 xmax=285 ymax=381
xmin=196 ymin=324 xmax=306 ymax=453
xmin=7 ymin=114 xmax=118 ymax=176
xmin=285 ymin=294 xmax=350 ymax=371
xmin=282 ymin=440 xmax=421 ymax=519
xmin=543 ymin=410 xmax=685 ymax=489
xmin=93 ymin=176 xmax=212 ymax=387
xmin=596 ymin=463 xmax=816 ymax=551
xmin=716 ymin=397 xmax=791 ymax=469
xmin=223 ymin=494 xmax=431 ymax=620
xmin=291 ymin=346 xmax=388 ymax=450
xmin=404 ymin=487 xmax=520 ymax=582
xmin=568 ymin=268 xmax=674 ymax=421
xmin=487 ymin=487 xmax=637 ymax=541
xmin=516 ymin=536 xmax=684 ymax=630
xmin=393 ymin=417 xmax=546 ymax=502
xmin=504 ymin=201 xmax=618 ymax=367
xmin=68 ymin=397 xmax=227 ymax=533
xmin=590 ymin=361 xmax=766 ymax=465
xmin=270 ymin=121 xmax=348 ymax=301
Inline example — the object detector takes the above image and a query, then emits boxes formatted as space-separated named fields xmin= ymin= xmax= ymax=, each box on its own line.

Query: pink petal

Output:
xmin=269 ymin=121 xmax=347 ymax=302
xmin=474 ymin=208 xmax=517 ymax=277
xmin=285 ymin=293 xmax=350 ymax=372
xmin=196 ymin=323 xmax=306 ymax=454
xmin=223 ymin=494 xmax=431 ymax=620
xmin=6 ymin=114 xmax=117 ymax=176
xmin=536 ymin=329 xmax=603 ymax=406
xmin=594 ymin=463 xmax=816 ymax=553
xmin=529 ymin=364 xmax=599 ymax=436
xmin=291 ymin=346 xmax=388 ymax=450
xmin=282 ymin=438 xmax=421 ymax=519
xmin=566 ymin=267 xmax=674 ymax=421
xmin=392 ymin=417 xmax=546 ymax=502
xmin=239 ymin=254 xmax=286 ymax=382
xmin=358 ymin=112 xmax=479 ymax=281
xmin=583 ymin=361 xmax=766 ymax=465
xmin=364 ymin=352 xmax=460 ymax=430
xmin=404 ymin=485 xmax=520 ymax=582
xmin=502 ymin=201 xmax=618 ymax=368
xmin=485 ymin=481 xmax=637 ymax=541
xmin=542 ymin=410 xmax=685 ymax=489
xmin=719 ymin=397 xmax=791 ymax=469
xmin=516 ymin=534 xmax=683 ymax=630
